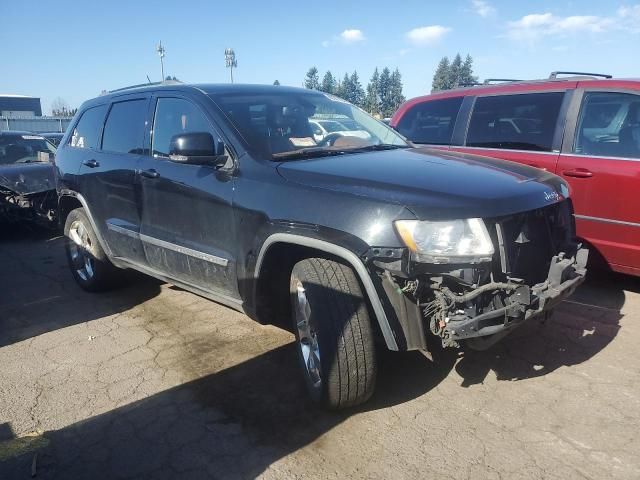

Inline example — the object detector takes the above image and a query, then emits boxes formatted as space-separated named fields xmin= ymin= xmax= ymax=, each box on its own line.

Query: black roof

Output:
xmin=91 ymin=83 xmax=312 ymax=102
xmin=196 ymin=83 xmax=311 ymax=96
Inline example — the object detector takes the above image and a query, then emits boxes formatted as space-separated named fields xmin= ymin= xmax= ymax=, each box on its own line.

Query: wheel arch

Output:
xmin=58 ymin=190 xmax=114 ymax=258
xmin=254 ymin=233 xmax=399 ymax=351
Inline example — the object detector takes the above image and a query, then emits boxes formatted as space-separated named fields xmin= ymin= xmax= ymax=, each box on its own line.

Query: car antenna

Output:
xmin=146 ymin=75 xmax=152 ymax=84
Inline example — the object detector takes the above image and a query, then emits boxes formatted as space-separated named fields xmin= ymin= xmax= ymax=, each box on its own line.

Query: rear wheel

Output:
xmin=64 ymin=208 xmax=120 ymax=292
xmin=290 ymin=257 xmax=377 ymax=409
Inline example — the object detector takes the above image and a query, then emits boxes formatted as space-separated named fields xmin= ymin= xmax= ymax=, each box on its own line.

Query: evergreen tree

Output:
xmin=449 ymin=54 xmax=463 ymax=88
xmin=350 ymin=71 xmax=365 ymax=107
xmin=340 ymin=72 xmax=352 ymax=102
xmin=459 ymin=54 xmax=478 ymax=86
xmin=432 ymin=53 xmax=477 ymax=91
xmin=365 ymin=68 xmax=380 ymax=115
xmin=273 ymin=79 xmax=280 ymax=85
xmin=304 ymin=67 xmax=320 ymax=90
xmin=431 ymin=56 xmax=451 ymax=92
xmin=321 ymin=71 xmax=337 ymax=94
xmin=388 ymin=68 xmax=405 ymax=114
xmin=335 ymin=79 xmax=344 ymax=99
xmin=378 ymin=67 xmax=392 ymax=117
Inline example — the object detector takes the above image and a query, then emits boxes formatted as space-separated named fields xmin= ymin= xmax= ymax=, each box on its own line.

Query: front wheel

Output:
xmin=290 ymin=258 xmax=377 ymax=409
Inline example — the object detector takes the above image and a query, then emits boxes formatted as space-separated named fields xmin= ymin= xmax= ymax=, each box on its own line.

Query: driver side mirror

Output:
xmin=168 ymin=132 xmax=228 ymax=168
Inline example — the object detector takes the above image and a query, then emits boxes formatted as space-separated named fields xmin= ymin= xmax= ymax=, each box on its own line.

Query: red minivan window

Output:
xmin=395 ymin=97 xmax=463 ymax=145
xmin=466 ymin=92 xmax=564 ymax=152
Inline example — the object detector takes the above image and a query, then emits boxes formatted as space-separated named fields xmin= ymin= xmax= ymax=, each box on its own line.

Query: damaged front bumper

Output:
xmin=442 ymin=249 xmax=587 ymax=350
xmin=370 ymin=246 xmax=588 ymax=353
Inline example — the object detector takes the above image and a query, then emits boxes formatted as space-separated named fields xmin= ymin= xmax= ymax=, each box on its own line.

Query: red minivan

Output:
xmin=391 ymin=72 xmax=640 ymax=277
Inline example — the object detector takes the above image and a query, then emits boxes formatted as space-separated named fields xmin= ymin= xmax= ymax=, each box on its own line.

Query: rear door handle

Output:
xmin=83 ymin=159 xmax=99 ymax=168
xmin=137 ymin=168 xmax=160 ymax=179
xmin=562 ymin=168 xmax=593 ymax=178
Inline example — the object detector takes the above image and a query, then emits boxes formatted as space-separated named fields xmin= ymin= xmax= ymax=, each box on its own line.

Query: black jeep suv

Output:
xmin=55 ymin=83 xmax=587 ymax=409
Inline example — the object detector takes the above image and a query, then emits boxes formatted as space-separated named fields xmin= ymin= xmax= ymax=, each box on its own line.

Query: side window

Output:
xmin=101 ymin=99 xmax=147 ymax=154
xmin=574 ymin=92 xmax=640 ymax=159
xmin=466 ymin=92 xmax=564 ymax=152
xmin=69 ymin=105 xmax=107 ymax=149
xmin=396 ymin=97 xmax=463 ymax=145
xmin=152 ymin=98 xmax=212 ymax=157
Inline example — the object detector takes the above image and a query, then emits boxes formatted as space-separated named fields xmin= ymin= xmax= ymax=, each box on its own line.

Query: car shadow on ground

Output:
xmin=6 ymin=267 xmax=629 ymax=479
xmin=454 ymin=270 xmax=631 ymax=386
xmin=5 ymin=352 xmax=455 ymax=479
xmin=0 ymin=280 xmax=458 ymax=479
xmin=0 ymin=222 xmax=161 ymax=348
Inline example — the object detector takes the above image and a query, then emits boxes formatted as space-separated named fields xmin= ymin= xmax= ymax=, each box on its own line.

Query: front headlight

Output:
xmin=394 ymin=218 xmax=494 ymax=264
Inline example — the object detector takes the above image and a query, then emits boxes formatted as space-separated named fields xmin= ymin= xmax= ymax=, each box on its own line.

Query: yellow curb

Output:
xmin=0 ymin=431 xmax=49 ymax=462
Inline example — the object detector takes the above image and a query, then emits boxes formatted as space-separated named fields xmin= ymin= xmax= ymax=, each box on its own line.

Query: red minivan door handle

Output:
xmin=562 ymin=168 xmax=593 ymax=178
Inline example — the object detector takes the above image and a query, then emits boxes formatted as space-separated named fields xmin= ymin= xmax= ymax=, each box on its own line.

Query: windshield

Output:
xmin=0 ymin=135 xmax=57 ymax=165
xmin=209 ymin=90 xmax=408 ymax=159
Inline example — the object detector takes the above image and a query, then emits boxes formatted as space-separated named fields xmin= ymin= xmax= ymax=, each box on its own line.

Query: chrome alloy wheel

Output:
xmin=68 ymin=220 xmax=95 ymax=282
xmin=294 ymin=280 xmax=322 ymax=389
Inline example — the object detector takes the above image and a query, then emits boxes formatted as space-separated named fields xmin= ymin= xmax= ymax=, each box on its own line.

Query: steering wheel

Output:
xmin=316 ymin=132 xmax=344 ymax=147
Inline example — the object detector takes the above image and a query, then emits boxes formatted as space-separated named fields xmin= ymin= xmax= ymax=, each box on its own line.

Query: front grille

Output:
xmin=490 ymin=200 xmax=573 ymax=285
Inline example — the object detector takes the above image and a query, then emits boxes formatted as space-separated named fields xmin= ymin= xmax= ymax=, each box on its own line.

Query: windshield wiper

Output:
xmin=272 ymin=143 xmax=408 ymax=161
xmin=272 ymin=147 xmax=348 ymax=160
xmin=340 ymin=144 xmax=409 ymax=154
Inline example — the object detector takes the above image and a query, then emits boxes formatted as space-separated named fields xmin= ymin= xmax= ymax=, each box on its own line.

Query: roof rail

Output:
xmin=549 ymin=71 xmax=612 ymax=80
xmin=458 ymin=82 xmax=483 ymax=87
xmin=107 ymin=79 xmax=183 ymax=94
xmin=483 ymin=78 xmax=523 ymax=84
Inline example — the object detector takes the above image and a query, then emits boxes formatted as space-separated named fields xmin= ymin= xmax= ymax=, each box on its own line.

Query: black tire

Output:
xmin=64 ymin=208 xmax=120 ymax=292
xmin=290 ymin=257 xmax=377 ymax=409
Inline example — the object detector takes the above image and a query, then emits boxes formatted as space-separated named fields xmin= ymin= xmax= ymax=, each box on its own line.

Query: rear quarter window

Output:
xmin=396 ymin=97 xmax=463 ymax=145
xmin=466 ymin=92 xmax=564 ymax=152
xmin=69 ymin=105 xmax=107 ymax=149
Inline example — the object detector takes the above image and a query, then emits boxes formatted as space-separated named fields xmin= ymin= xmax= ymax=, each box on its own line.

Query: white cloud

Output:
xmin=321 ymin=28 xmax=365 ymax=47
xmin=405 ymin=25 xmax=451 ymax=46
xmin=618 ymin=5 xmax=640 ymax=32
xmin=471 ymin=0 xmax=495 ymax=18
xmin=507 ymin=7 xmax=640 ymax=42
xmin=340 ymin=29 xmax=365 ymax=43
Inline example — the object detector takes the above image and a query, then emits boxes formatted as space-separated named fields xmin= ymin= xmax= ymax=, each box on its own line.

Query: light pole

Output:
xmin=225 ymin=48 xmax=237 ymax=83
xmin=156 ymin=41 xmax=166 ymax=81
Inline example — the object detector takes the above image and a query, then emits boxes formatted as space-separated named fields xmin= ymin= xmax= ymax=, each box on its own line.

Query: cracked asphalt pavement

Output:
xmin=1 ymin=226 xmax=639 ymax=479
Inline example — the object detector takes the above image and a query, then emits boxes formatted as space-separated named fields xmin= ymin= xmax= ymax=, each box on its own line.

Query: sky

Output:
xmin=2 ymin=0 xmax=640 ymax=115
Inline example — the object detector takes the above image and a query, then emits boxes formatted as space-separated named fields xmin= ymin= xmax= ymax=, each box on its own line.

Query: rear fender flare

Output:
xmin=58 ymin=190 xmax=114 ymax=258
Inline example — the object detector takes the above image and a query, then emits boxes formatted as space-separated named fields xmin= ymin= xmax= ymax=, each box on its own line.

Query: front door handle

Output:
xmin=83 ymin=159 xmax=99 ymax=168
xmin=562 ymin=168 xmax=593 ymax=178
xmin=137 ymin=168 xmax=160 ymax=179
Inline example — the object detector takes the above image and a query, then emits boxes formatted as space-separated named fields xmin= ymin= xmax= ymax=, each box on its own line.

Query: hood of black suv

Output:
xmin=276 ymin=147 xmax=569 ymax=220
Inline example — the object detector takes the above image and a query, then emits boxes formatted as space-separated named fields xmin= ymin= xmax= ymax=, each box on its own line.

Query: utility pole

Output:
xmin=156 ymin=41 xmax=166 ymax=81
xmin=225 ymin=48 xmax=237 ymax=83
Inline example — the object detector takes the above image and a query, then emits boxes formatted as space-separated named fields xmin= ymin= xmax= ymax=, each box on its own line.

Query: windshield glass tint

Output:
xmin=0 ymin=135 xmax=56 ymax=165
xmin=209 ymin=91 xmax=408 ymax=158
